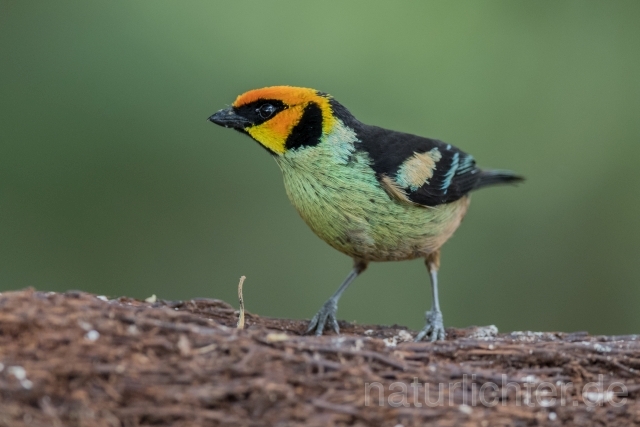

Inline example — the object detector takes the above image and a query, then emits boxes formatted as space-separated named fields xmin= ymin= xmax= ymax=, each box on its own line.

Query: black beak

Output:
xmin=208 ymin=108 xmax=251 ymax=130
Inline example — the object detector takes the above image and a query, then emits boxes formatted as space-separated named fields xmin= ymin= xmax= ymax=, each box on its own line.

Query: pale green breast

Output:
xmin=275 ymin=121 xmax=469 ymax=262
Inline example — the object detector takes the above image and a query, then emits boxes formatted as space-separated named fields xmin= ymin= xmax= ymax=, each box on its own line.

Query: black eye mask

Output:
xmin=233 ymin=99 xmax=287 ymax=126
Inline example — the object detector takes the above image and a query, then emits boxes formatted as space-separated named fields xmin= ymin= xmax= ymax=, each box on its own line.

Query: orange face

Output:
xmin=232 ymin=86 xmax=336 ymax=154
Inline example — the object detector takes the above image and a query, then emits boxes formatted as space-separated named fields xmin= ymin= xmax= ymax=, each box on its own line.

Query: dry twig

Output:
xmin=237 ymin=275 xmax=246 ymax=329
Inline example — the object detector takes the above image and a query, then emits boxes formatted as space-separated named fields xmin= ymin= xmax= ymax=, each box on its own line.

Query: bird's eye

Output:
xmin=257 ymin=104 xmax=276 ymax=119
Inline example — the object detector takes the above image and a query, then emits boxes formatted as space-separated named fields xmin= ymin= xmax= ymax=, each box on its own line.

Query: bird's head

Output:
xmin=208 ymin=86 xmax=339 ymax=155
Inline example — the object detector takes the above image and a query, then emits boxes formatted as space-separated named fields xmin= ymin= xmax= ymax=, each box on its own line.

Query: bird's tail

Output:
xmin=475 ymin=169 xmax=524 ymax=190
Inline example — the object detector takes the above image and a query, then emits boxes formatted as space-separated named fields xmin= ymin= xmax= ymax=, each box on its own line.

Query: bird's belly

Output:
xmin=281 ymin=167 xmax=469 ymax=261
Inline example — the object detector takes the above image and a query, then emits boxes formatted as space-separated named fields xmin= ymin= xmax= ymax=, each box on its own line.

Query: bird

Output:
xmin=208 ymin=86 xmax=522 ymax=341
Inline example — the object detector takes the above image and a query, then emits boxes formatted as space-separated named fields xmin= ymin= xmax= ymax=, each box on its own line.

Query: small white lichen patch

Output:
xmin=383 ymin=330 xmax=414 ymax=347
xmin=85 ymin=330 xmax=100 ymax=341
xmin=584 ymin=391 xmax=615 ymax=404
xmin=364 ymin=329 xmax=374 ymax=336
xmin=469 ymin=325 xmax=499 ymax=340
xmin=593 ymin=343 xmax=612 ymax=353
xmin=8 ymin=366 xmax=32 ymax=389
xmin=383 ymin=337 xmax=397 ymax=347
xmin=510 ymin=331 xmax=557 ymax=342
xmin=459 ymin=404 xmax=472 ymax=415
xmin=96 ymin=295 xmax=109 ymax=302
xmin=8 ymin=366 xmax=26 ymax=381
xmin=535 ymin=388 xmax=556 ymax=407
xmin=398 ymin=330 xmax=413 ymax=341
xmin=145 ymin=294 xmax=157 ymax=303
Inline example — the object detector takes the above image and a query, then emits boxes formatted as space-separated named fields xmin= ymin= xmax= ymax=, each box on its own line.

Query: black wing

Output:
xmin=353 ymin=123 xmax=483 ymax=206
xmin=354 ymin=123 xmax=522 ymax=206
xmin=328 ymin=98 xmax=523 ymax=207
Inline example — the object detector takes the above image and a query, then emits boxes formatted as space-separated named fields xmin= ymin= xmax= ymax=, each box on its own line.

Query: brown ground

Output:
xmin=0 ymin=289 xmax=638 ymax=427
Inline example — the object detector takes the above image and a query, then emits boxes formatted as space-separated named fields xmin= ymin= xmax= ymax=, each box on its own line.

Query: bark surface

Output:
xmin=0 ymin=289 xmax=638 ymax=426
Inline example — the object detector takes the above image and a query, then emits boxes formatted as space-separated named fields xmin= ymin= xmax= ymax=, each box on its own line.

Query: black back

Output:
xmin=328 ymin=97 xmax=522 ymax=207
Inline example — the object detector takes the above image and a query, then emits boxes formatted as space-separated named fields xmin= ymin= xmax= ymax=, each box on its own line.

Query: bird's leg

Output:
xmin=306 ymin=259 xmax=368 ymax=336
xmin=415 ymin=251 xmax=446 ymax=342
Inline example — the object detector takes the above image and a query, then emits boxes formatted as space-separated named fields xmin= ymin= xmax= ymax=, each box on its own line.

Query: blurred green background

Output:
xmin=1 ymin=1 xmax=639 ymax=335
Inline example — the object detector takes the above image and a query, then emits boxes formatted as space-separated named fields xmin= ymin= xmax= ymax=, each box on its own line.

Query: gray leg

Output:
xmin=415 ymin=251 xmax=446 ymax=342
xmin=306 ymin=259 xmax=368 ymax=336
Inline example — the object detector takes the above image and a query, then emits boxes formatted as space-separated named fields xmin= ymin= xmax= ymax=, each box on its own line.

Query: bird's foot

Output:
xmin=305 ymin=298 xmax=339 ymax=336
xmin=415 ymin=309 xmax=445 ymax=342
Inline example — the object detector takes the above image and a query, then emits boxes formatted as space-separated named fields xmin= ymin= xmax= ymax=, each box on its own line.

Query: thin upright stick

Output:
xmin=237 ymin=276 xmax=246 ymax=329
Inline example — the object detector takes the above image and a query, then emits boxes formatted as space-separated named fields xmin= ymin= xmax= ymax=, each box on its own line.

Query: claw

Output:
xmin=415 ymin=309 xmax=445 ymax=342
xmin=305 ymin=313 xmax=319 ymax=335
xmin=305 ymin=298 xmax=339 ymax=336
xmin=330 ymin=316 xmax=340 ymax=335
